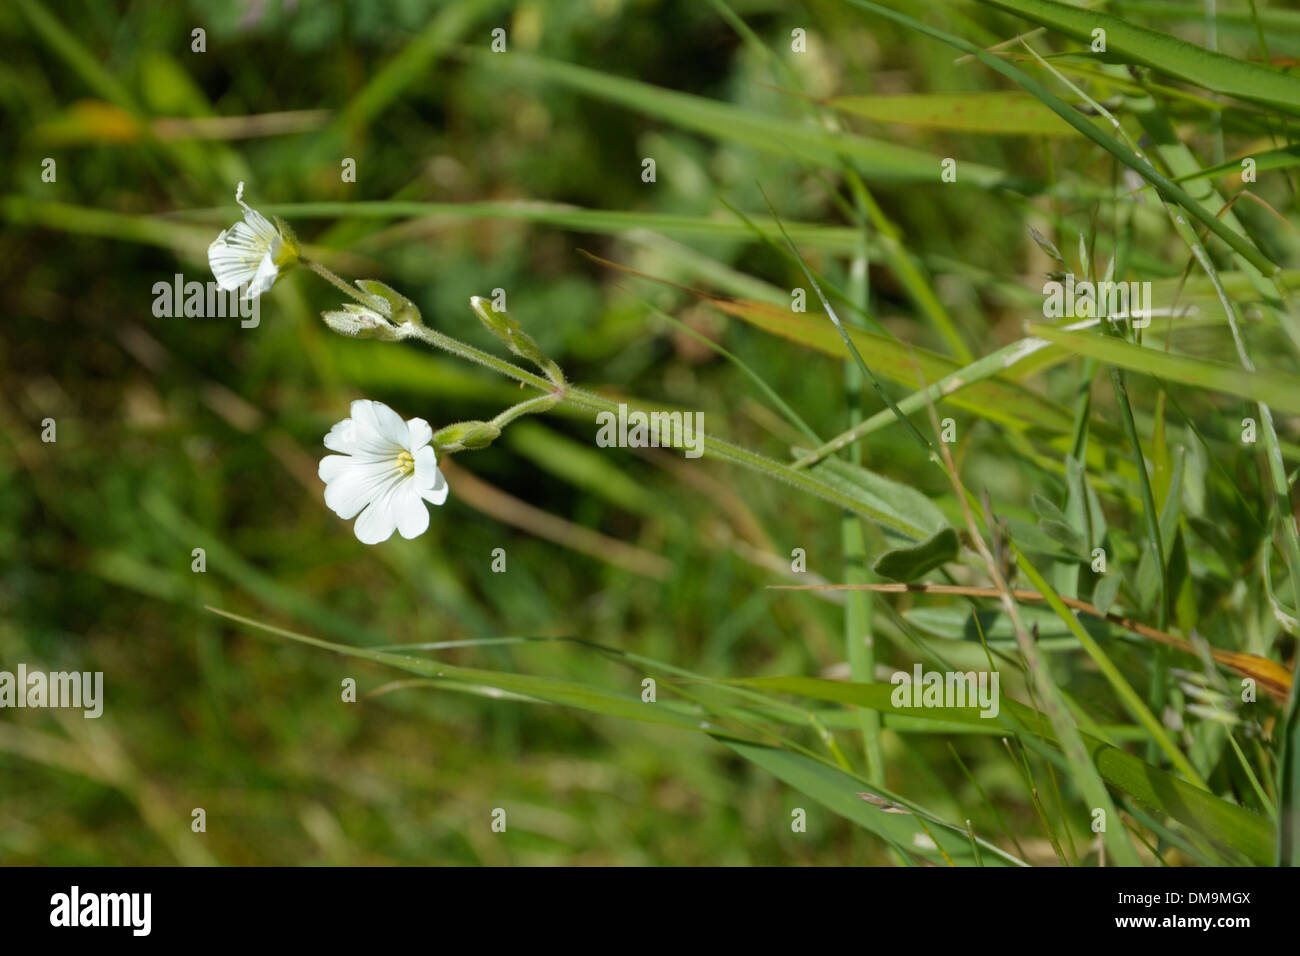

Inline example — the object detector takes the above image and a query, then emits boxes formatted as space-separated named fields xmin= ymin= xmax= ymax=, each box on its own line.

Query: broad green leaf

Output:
xmin=810 ymin=457 xmax=949 ymax=539
xmin=1004 ymin=516 xmax=1082 ymax=560
xmin=1038 ymin=518 xmax=1086 ymax=557
xmin=904 ymin=604 xmax=1100 ymax=641
xmin=1031 ymin=492 xmax=1070 ymax=528
xmin=1092 ymin=572 xmax=1123 ymax=616
xmin=873 ymin=527 xmax=961 ymax=581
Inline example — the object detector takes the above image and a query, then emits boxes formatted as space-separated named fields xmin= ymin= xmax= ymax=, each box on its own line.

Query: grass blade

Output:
xmin=843 ymin=0 xmax=1281 ymax=274
xmin=973 ymin=0 xmax=1300 ymax=114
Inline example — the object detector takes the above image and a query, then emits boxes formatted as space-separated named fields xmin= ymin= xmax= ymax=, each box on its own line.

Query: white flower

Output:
xmin=207 ymin=182 xmax=299 ymax=299
xmin=318 ymin=400 xmax=449 ymax=544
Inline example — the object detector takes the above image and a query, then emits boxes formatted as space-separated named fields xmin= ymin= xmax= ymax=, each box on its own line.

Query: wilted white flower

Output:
xmin=208 ymin=181 xmax=299 ymax=299
xmin=321 ymin=302 xmax=403 ymax=340
xmin=318 ymin=400 xmax=448 ymax=544
xmin=320 ymin=280 xmax=422 ymax=341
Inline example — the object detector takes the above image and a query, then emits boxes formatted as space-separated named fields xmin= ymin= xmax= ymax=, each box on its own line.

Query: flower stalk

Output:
xmin=302 ymin=257 xmax=370 ymax=305
xmin=211 ymin=192 xmax=935 ymax=533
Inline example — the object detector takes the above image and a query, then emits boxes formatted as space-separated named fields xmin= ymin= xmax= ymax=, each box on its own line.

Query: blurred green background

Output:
xmin=2 ymin=0 xmax=1297 ymax=865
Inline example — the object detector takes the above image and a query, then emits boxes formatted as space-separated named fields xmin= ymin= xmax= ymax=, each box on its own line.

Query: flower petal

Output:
xmin=208 ymin=231 xmax=262 ymax=291
xmin=323 ymin=418 xmax=357 ymax=453
xmin=235 ymin=182 xmax=279 ymax=243
xmin=322 ymin=456 xmax=402 ymax=520
xmin=406 ymin=417 xmax=433 ymax=451
xmin=353 ymin=491 xmax=400 ymax=544
xmin=318 ymin=453 xmax=353 ymax=483
xmin=351 ymin=399 xmax=409 ymax=450
xmin=244 ymin=252 xmax=280 ymax=299
xmin=393 ymin=485 xmax=430 ymax=539
xmin=241 ymin=207 xmax=279 ymax=243
xmin=421 ymin=469 xmax=450 ymax=506
xmin=325 ymin=401 xmax=403 ymax=459
xmin=324 ymin=470 xmax=380 ymax=520
xmin=412 ymin=445 xmax=440 ymax=489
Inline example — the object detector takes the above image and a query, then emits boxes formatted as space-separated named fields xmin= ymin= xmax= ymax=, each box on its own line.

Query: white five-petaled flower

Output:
xmin=318 ymin=400 xmax=449 ymax=544
xmin=208 ymin=181 xmax=299 ymax=300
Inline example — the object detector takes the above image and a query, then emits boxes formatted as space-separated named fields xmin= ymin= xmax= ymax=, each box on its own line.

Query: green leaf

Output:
xmin=1003 ymin=517 xmax=1080 ymax=561
xmin=1113 ymin=0 xmax=1300 ymax=31
xmin=1038 ymin=517 xmax=1086 ymax=557
xmin=1030 ymin=324 xmax=1300 ymax=415
xmin=873 ymin=527 xmax=960 ymax=581
xmin=722 ymin=739 xmax=1024 ymax=865
xmin=826 ymin=91 xmax=1078 ymax=135
xmin=1092 ymin=572 xmax=1122 ymax=616
xmin=904 ymin=604 xmax=1097 ymax=641
xmin=972 ymin=0 xmax=1300 ymax=115
xmin=809 ymin=457 xmax=949 ymax=540
xmin=737 ymin=677 xmax=1270 ymax=863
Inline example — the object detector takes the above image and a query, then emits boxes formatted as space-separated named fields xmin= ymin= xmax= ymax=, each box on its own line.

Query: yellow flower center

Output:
xmin=396 ymin=450 xmax=415 ymax=475
xmin=271 ymin=240 xmax=299 ymax=268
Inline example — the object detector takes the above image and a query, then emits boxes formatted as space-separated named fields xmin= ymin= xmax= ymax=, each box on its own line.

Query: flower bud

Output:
xmin=470 ymin=295 xmax=510 ymax=337
xmin=433 ymin=420 xmax=501 ymax=451
xmin=469 ymin=296 xmax=564 ymax=384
